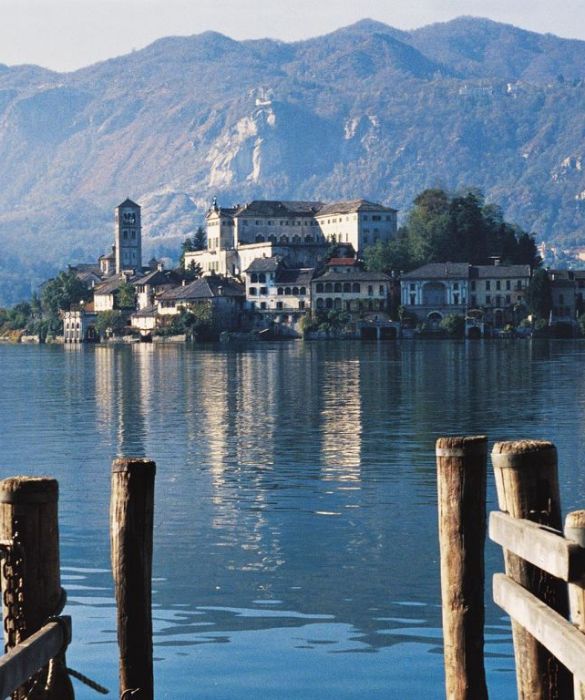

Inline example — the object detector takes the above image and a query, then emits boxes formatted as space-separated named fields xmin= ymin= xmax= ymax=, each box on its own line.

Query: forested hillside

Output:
xmin=1 ymin=17 xmax=585 ymax=302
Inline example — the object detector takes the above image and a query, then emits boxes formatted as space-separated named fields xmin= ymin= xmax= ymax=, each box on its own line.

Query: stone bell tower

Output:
xmin=115 ymin=198 xmax=142 ymax=274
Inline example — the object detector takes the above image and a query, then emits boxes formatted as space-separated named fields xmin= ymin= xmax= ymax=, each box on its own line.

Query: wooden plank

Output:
xmin=564 ymin=511 xmax=585 ymax=700
xmin=490 ymin=511 xmax=585 ymax=582
xmin=0 ymin=617 xmax=70 ymax=699
xmin=494 ymin=574 xmax=585 ymax=683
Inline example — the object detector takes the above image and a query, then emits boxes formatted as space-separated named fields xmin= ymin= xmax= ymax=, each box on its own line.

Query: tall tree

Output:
xmin=525 ymin=268 xmax=552 ymax=319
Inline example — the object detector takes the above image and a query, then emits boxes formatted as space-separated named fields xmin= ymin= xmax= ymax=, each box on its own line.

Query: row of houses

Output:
xmin=62 ymin=198 xmax=585 ymax=342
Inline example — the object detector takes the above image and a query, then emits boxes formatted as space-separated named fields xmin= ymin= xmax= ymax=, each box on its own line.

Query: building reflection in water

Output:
xmin=320 ymin=356 xmax=362 ymax=483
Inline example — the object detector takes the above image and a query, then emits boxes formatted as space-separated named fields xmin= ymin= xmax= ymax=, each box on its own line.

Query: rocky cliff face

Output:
xmin=2 ymin=17 xmax=585 ymax=302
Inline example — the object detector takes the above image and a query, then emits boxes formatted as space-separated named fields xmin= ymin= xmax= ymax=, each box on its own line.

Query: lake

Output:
xmin=1 ymin=339 xmax=585 ymax=698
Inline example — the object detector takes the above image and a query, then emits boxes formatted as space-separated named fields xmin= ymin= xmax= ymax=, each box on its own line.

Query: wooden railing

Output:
xmin=437 ymin=437 xmax=585 ymax=700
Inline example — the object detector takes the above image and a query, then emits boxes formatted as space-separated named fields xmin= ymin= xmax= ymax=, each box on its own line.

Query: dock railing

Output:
xmin=437 ymin=437 xmax=585 ymax=700
xmin=0 ymin=476 xmax=74 ymax=699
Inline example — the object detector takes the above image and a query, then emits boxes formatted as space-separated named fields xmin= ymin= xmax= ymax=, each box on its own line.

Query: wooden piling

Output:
xmin=564 ymin=510 xmax=585 ymax=700
xmin=111 ymin=457 xmax=156 ymax=700
xmin=0 ymin=476 xmax=73 ymax=699
xmin=492 ymin=440 xmax=572 ymax=700
xmin=436 ymin=435 xmax=488 ymax=700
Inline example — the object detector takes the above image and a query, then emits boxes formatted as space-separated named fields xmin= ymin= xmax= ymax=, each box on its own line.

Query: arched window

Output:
xmin=326 ymin=298 xmax=333 ymax=309
xmin=285 ymin=287 xmax=291 ymax=295
xmin=352 ymin=283 xmax=360 ymax=293
xmin=300 ymin=287 xmax=306 ymax=295
xmin=251 ymin=273 xmax=258 ymax=283
xmin=343 ymin=282 xmax=351 ymax=293
xmin=292 ymin=235 xmax=301 ymax=243
xmin=334 ymin=298 xmax=342 ymax=310
xmin=277 ymin=287 xmax=284 ymax=295
xmin=304 ymin=235 xmax=313 ymax=243
xmin=268 ymin=235 xmax=277 ymax=243
xmin=325 ymin=282 xmax=333 ymax=293
xmin=316 ymin=283 xmax=323 ymax=293
xmin=334 ymin=282 xmax=342 ymax=293
xmin=255 ymin=234 xmax=265 ymax=242
xmin=280 ymin=236 xmax=289 ymax=244
xmin=258 ymin=273 xmax=266 ymax=283
xmin=292 ymin=287 xmax=299 ymax=295
xmin=317 ymin=298 xmax=324 ymax=309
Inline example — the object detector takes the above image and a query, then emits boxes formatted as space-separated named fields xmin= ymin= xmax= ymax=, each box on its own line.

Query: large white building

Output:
xmin=185 ymin=198 xmax=398 ymax=277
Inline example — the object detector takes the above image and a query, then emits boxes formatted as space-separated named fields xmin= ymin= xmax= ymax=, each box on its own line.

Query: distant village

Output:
xmin=5 ymin=196 xmax=585 ymax=344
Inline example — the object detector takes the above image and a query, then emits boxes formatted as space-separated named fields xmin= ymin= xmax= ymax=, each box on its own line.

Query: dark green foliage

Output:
xmin=364 ymin=188 xmax=541 ymax=274
xmin=95 ymin=310 xmax=128 ymax=337
xmin=440 ymin=314 xmax=465 ymax=337
xmin=180 ymin=227 xmax=206 ymax=267
xmin=525 ymin=268 xmax=552 ymax=320
xmin=41 ymin=270 xmax=91 ymax=318
xmin=116 ymin=281 xmax=136 ymax=309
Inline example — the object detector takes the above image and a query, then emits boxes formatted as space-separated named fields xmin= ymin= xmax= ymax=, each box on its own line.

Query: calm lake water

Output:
xmin=1 ymin=339 xmax=585 ymax=698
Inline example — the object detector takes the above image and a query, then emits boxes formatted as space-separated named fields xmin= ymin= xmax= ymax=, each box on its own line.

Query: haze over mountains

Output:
xmin=2 ymin=16 xmax=585 ymax=303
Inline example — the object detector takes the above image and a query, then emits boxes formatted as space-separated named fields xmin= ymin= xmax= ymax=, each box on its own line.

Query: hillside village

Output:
xmin=4 ymin=195 xmax=585 ymax=343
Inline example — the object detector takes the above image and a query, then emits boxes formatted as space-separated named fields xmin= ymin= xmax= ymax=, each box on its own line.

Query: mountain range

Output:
xmin=1 ymin=16 xmax=585 ymax=303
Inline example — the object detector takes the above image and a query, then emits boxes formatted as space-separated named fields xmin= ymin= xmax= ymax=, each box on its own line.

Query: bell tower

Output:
xmin=115 ymin=198 xmax=142 ymax=274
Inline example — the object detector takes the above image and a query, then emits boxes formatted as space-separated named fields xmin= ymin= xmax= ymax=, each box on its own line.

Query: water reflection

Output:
xmin=6 ymin=340 xmax=585 ymax=697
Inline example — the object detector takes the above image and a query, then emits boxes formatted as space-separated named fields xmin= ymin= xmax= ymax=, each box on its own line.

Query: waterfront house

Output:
xmin=401 ymin=262 xmax=531 ymax=329
xmin=156 ymin=275 xmax=246 ymax=330
xmin=244 ymin=257 xmax=314 ymax=332
xmin=63 ymin=303 xmax=98 ymax=343
xmin=311 ymin=258 xmax=392 ymax=318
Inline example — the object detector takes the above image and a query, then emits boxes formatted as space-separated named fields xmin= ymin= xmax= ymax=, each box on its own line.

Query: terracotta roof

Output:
xmin=327 ymin=258 xmax=357 ymax=266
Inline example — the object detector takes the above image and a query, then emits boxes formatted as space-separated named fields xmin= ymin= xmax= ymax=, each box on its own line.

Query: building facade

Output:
xmin=184 ymin=198 xmax=397 ymax=278
xmin=401 ymin=262 xmax=531 ymax=328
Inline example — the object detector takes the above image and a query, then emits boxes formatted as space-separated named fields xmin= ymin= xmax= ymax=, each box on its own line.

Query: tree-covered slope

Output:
xmin=1 ymin=17 xmax=585 ymax=302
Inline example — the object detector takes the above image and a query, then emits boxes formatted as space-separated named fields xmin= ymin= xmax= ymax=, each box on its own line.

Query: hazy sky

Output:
xmin=3 ymin=0 xmax=585 ymax=72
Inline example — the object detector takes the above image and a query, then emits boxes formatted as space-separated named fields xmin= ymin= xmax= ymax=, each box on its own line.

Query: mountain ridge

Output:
xmin=1 ymin=16 xmax=585 ymax=303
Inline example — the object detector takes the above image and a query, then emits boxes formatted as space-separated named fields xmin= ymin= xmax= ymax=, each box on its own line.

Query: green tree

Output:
xmin=116 ymin=280 xmax=136 ymax=309
xmin=363 ymin=235 xmax=415 ymax=274
xmin=41 ymin=270 xmax=91 ymax=318
xmin=95 ymin=310 xmax=128 ymax=337
xmin=440 ymin=313 xmax=465 ymax=337
xmin=525 ymin=269 xmax=552 ymax=320
xmin=193 ymin=226 xmax=206 ymax=251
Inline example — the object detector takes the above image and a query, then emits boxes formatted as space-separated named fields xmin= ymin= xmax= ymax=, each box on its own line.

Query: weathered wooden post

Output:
xmin=564 ymin=510 xmax=585 ymax=700
xmin=0 ymin=476 xmax=73 ymax=699
xmin=492 ymin=440 xmax=572 ymax=700
xmin=436 ymin=435 xmax=488 ymax=700
xmin=111 ymin=457 xmax=156 ymax=700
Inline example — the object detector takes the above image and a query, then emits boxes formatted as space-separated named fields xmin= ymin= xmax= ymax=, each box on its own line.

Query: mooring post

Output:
xmin=111 ymin=457 xmax=156 ymax=700
xmin=564 ymin=510 xmax=585 ymax=700
xmin=436 ymin=435 xmax=488 ymax=700
xmin=0 ymin=476 xmax=74 ymax=699
xmin=492 ymin=440 xmax=572 ymax=700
